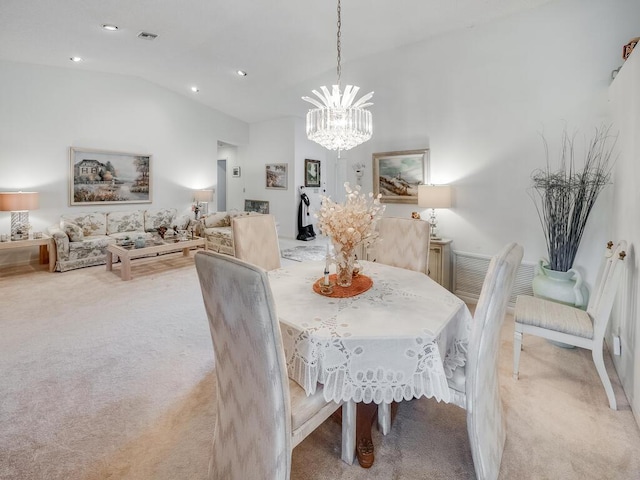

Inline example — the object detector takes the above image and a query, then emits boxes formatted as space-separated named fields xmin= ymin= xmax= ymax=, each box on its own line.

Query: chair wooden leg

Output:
xmin=592 ymin=346 xmax=617 ymax=410
xmin=513 ymin=329 xmax=523 ymax=380
xmin=341 ymin=400 xmax=356 ymax=464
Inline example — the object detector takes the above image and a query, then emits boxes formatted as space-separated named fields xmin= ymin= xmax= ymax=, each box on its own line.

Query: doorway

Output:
xmin=217 ymin=159 xmax=227 ymax=211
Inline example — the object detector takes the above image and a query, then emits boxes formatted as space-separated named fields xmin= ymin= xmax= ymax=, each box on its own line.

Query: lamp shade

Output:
xmin=418 ymin=185 xmax=452 ymax=209
xmin=193 ymin=189 xmax=214 ymax=203
xmin=0 ymin=192 xmax=39 ymax=211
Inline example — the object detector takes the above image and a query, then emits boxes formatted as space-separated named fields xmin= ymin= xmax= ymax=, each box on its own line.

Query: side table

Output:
xmin=0 ymin=234 xmax=55 ymax=272
xmin=428 ymin=238 xmax=452 ymax=290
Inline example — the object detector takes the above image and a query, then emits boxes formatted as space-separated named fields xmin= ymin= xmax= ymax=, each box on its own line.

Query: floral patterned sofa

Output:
xmin=198 ymin=210 xmax=262 ymax=256
xmin=47 ymin=208 xmax=192 ymax=272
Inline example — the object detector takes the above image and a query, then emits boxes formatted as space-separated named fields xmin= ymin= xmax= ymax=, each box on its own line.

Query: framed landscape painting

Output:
xmin=244 ymin=199 xmax=270 ymax=214
xmin=70 ymin=147 xmax=152 ymax=205
xmin=265 ymin=163 xmax=288 ymax=190
xmin=372 ymin=149 xmax=429 ymax=204
xmin=304 ymin=159 xmax=321 ymax=187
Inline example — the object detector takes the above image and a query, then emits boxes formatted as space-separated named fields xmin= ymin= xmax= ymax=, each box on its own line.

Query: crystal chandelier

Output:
xmin=302 ymin=0 xmax=373 ymax=153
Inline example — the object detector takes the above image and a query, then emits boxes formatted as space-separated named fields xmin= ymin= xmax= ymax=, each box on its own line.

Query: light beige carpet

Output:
xmin=1 ymin=256 xmax=639 ymax=479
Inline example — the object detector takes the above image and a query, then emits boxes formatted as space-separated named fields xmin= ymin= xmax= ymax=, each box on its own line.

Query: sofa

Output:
xmin=48 ymin=208 xmax=192 ymax=272
xmin=198 ymin=210 xmax=262 ymax=256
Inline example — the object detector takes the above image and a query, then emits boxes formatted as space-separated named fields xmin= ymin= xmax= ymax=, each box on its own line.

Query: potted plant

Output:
xmin=529 ymin=125 xmax=616 ymax=308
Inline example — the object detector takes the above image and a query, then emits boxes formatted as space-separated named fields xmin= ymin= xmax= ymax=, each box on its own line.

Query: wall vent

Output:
xmin=453 ymin=250 xmax=535 ymax=309
xmin=137 ymin=31 xmax=158 ymax=41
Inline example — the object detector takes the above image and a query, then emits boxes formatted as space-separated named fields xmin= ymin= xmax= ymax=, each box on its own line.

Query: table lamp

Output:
xmin=193 ymin=189 xmax=214 ymax=219
xmin=418 ymin=185 xmax=451 ymax=239
xmin=0 ymin=191 xmax=39 ymax=239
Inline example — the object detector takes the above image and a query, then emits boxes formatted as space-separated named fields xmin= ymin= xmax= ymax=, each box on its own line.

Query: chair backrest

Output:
xmin=590 ymin=240 xmax=627 ymax=340
xmin=466 ymin=243 xmax=523 ymax=480
xmin=374 ymin=217 xmax=430 ymax=274
xmin=195 ymin=251 xmax=292 ymax=480
xmin=232 ymin=214 xmax=282 ymax=271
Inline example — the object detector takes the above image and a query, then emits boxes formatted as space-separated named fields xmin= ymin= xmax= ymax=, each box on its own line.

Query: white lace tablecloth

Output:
xmin=268 ymin=260 xmax=472 ymax=404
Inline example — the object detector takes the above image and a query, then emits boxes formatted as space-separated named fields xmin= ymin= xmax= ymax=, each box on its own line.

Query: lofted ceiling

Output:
xmin=0 ymin=0 xmax=555 ymax=124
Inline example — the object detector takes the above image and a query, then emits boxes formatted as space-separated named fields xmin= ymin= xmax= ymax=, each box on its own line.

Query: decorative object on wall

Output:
xmin=70 ymin=147 xmax=151 ymax=205
xmin=232 ymin=166 xmax=241 ymax=177
xmin=352 ymin=162 xmax=365 ymax=186
xmin=529 ymin=125 xmax=616 ymax=308
xmin=244 ymin=199 xmax=270 ymax=214
xmin=372 ymin=149 xmax=429 ymax=204
xmin=265 ymin=163 xmax=288 ymax=190
xmin=302 ymin=0 xmax=373 ymax=155
xmin=193 ymin=189 xmax=214 ymax=219
xmin=418 ymin=184 xmax=452 ymax=239
xmin=622 ymin=36 xmax=639 ymax=60
xmin=0 ymin=191 xmax=39 ymax=239
xmin=304 ymin=159 xmax=321 ymax=187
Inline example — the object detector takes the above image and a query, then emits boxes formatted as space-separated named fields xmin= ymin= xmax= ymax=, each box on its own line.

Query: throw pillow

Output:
xmin=61 ymin=221 xmax=84 ymax=242
xmin=203 ymin=212 xmax=228 ymax=228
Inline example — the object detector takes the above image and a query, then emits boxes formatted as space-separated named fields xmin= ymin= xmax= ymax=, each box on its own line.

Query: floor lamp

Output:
xmin=0 ymin=191 xmax=39 ymax=240
xmin=418 ymin=185 xmax=452 ymax=240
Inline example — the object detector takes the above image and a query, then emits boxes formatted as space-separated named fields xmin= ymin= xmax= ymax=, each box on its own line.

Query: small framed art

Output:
xmin=232 ymin=166 xmax=241 ymax=177
xmin=265 ymin=163 xmax=288 ymax=190
xmin=304 ymin=159 xmax=321 ymax=187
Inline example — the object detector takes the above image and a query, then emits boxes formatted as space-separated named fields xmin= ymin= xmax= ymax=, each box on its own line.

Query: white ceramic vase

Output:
xmin=532 ymin=260 xmax=589 ymax=309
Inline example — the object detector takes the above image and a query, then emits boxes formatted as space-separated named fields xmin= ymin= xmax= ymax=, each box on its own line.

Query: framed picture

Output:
xmin=265 ymin=163 xmax=288 ymax=190
xmin=232 ymin=166 xmax=241 ymax=177
xmin=70 ymin=147 xmax=152 ymax=205
xmin=304 ymin=159 xmax=321 ymax=187
xmin=244 ymin=199 xmax=270 ymax=214
xmin=372 ymin=149 xmax=429 ymax=204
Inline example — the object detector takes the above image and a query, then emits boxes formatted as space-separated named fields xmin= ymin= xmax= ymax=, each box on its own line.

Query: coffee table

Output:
xmin=106 ymin=236 xmax=205 ymax=281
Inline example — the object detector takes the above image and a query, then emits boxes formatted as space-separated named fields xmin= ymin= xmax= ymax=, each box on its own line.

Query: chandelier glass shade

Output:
xmin=302 ymin=0 xmax=373 ymax=152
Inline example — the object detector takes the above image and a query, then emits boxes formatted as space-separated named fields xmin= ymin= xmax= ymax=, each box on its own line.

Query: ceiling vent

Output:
xmin=137 ymin=31 xmax=158 ymax=41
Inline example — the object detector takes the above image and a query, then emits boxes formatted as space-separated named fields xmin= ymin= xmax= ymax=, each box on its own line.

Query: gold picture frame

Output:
xmin=372 ymin=149 xmax=429 ymax=204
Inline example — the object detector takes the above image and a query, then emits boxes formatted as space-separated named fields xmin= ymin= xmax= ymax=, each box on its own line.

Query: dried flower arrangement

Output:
xmin=316 ymin=182 xmax=385 ymax=253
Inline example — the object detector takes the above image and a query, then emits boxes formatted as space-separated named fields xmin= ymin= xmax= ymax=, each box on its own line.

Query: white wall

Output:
xmin=609 ymin=46 xmax=640 ymax=422
xmin=0 ymin=60 xmax=248 ymax=266
xmin=308 ymin=0 xmax=640 ymax=291
xmin=245 ymin=118 xmax=296 ymax=237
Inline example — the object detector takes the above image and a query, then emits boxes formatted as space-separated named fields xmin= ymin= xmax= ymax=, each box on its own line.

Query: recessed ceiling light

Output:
xmin=236 ymin=70 xmax=247 ymax=77
xmin=70 ymin=56 xmax=83 ymax=62
xmin=101 ymin=24 xmax=118 ymax=31
xmin=191 ymin=86 xmax=199 ymax=93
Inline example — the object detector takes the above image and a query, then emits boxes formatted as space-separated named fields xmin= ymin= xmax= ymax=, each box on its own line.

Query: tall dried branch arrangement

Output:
xmin=530 ymin=125 xmax=617 ymax=272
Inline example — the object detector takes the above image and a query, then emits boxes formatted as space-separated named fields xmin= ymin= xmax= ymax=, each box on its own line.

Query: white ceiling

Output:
xmin=0 ymin=0 xmax=555 ymax=124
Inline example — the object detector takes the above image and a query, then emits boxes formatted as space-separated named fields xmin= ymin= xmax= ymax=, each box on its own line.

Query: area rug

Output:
xmin=281 ymin=245 xmax=327 ymax=262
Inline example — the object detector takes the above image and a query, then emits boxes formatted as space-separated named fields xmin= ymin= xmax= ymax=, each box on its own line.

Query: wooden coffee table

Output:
xmin=106 ymin=236 xmax=205 ymax=281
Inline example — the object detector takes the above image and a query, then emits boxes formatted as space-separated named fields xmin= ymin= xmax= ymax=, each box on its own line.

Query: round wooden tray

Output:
xmin=313 ymin=274 xmax=373 ymax=298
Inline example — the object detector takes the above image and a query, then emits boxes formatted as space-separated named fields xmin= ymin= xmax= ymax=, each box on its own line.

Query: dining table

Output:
xmin=268 ymin=259 xmax=473 ymax=465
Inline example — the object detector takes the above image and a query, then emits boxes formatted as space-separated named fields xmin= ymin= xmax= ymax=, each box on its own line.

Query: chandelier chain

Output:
xmin=336 ymin=0 xmax=341 ymax=85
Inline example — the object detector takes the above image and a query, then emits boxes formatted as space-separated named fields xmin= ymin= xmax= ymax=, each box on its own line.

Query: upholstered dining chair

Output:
xmin=195 ymin=251 xmax=352 ymax=480
xmin=372 ymin=216 xmax=431 ymax=274
xmin=446 ymin=242 xmax=523 ymax=480
xmin=513 ymin=240 xmax=627 ymax=410
xmin=232 ymin=213 xmax=281 ymax=271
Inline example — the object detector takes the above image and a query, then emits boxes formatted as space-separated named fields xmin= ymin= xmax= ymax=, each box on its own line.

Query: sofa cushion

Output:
xmin=106 ymin=211 xmax=144 ymax=235
xmin=144 ymin=208 xmax=177 ymax=232
xmin=61 ymin=221 xmax=84 ymax=242
xmin=203 ymin=212 xmax=229 ymax=228
xmin=61 ymin=213 xmax=107 ymax=237
xmin=67 ymin=235 xmax=114 ymax=261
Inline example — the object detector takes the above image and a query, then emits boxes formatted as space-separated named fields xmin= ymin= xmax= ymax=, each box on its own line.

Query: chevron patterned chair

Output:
xmin=513 ymin=240 xmax=627 ymax=410
xmin=232 ymin=213 xmax=282 ymax=271
xmin=370 ymin=216 xmax=431 ymax=437
xmin=446 ymin=242 xmax=523 ymax=480
xmin=371 ymin=216 xmax=431 ymax=274
xmin=195 ymin=251 xmax=349 ymax=480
